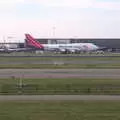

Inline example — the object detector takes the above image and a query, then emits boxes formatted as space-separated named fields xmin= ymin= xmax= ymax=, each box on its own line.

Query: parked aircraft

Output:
xmin=25 ymin=34 xmax=103 ymax=54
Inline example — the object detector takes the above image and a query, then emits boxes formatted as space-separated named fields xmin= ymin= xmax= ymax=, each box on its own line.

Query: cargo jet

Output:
xmin=25 ymin=34 xmax=102 ymax=53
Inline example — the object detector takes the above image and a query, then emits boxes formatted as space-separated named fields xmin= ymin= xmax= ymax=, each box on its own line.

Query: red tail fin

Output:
xmin=25 ymin=34 xmax=44 ymax=49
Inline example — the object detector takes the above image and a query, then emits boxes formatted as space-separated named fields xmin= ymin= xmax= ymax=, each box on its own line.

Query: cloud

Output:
xmin=0 ymin=0 xmax=24 ymax=9
xmin=0 ymin=0 xmax=120 ymax=39
xmin=0 ymin=0 xmax=24 ymax=4
xmin=27 ymin=0 xmax=120 ymax=10
xmin=0 ymin=0 xmax=119 ymax=10
xmin=94 ymin=1 xmax=120 ymax=10
xmin=29 ymin=0 xmax=94 ymax=8
xmin=1 ymin=0 xmax=119 ymax=10
xmin=0 ymin=0 xmax=24 ymax=18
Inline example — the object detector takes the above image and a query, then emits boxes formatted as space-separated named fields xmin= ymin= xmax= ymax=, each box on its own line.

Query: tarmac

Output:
xmin=0 ymin=95 xmax=120 ymax=101
xmin=0 ymin=69 xmax=120 ymax=79
xmin=0 ymin=55 xmax=120 ymax=58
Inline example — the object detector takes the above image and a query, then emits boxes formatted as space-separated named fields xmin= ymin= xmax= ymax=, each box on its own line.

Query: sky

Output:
xmin=0 ymin=0 xmax=120 ymax=42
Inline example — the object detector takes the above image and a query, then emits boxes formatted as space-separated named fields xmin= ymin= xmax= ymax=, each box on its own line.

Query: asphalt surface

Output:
xmin=0 ymin=95 xmax=120 ymax=101
xmin=0 ymin=55 xmax=120 ymax=58
xmin=0 ymin=69 xmax=120 ymax=78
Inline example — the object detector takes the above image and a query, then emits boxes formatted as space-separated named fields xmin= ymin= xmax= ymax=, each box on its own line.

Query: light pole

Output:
xmin=52 ymin=26 xmax=56 ymax=38
xmin=74 ymin=36 xmax=78 ymax=43
xmin=52 ymin=26 xmax=57 ymax=44
xmin=3 ymin=36 xmax=6 ymax=43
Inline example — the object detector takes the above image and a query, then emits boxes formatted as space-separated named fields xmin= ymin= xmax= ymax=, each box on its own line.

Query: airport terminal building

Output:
xmin=35 ymin=38 xmax=120 ymax=51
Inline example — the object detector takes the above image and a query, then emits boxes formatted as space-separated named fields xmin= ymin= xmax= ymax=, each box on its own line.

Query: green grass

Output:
xmin=0 ymin=78 xmax=120 ymax=95
xmin=0 ymin=101 xmax=120 ymax=120
xmin=0 ymin=56 xmax=120 ymax=61
xmin=0 ymin=64 xmax=120 ymax=69
xmin=0 ymin=56 xmax=120 ymax=69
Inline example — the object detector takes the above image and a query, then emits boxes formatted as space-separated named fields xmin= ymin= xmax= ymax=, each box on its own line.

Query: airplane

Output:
xmin=25 ymin=34 xmax=103 ymax=54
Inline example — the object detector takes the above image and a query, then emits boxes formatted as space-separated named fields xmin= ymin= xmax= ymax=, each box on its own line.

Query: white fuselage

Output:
xmin=43 ymin=43 xmax=99 ymax=52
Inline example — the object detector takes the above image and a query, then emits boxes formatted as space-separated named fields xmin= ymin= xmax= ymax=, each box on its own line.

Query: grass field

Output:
xmin=0 ymin=56 xmax=120 ymax=69
xmin=0 ymin=56 xmax=120 ymax=61
xmin=1 ymin=78 xmax=120 ymax=95
xmin=0 ymin=101 xmax=120 ymax=120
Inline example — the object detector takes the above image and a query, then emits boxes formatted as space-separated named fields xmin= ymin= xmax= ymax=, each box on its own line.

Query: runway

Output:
xmin=0 ymin=69 xmax=120 ymax=78
xmin=0 ymin=95 xmax=120 ymax=101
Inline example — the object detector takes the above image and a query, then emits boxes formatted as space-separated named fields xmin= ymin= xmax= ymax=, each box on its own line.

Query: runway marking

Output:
xmin=0 ymin=69 xmax=120 ymax=78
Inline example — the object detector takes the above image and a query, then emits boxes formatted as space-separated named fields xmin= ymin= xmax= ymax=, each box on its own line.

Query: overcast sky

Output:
xmin=0 ymin=0 xmax=120 ymax=42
